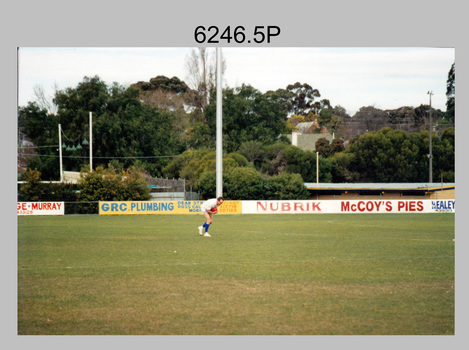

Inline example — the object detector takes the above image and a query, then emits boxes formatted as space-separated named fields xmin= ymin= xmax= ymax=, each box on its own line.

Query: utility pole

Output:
xmin=428 ymin=91 xmax=433 ymax=183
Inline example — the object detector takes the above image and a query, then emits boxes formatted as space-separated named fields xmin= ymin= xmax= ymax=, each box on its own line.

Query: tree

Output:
xmin=336 ymin=128 xmax=450 ymax=183
xmin=18 ymin=102 xmax=58 ymax=147
xmin=19 ymin=76 xmax=191 ymax=179
xmin=163 ymin=149 xmax=249 ymax=187
xmin=194 ymin=167 xmax=264 ymax=200
xmin=184 ymin=122 xmax=214 ymax=150
xmin=264 ymin=173 xmax=310 ymax=200
xmin=352 ymin=106 xmax=388 ymax=133
xmin=33 ymin=84 xmax=58 ymax=114
xmin=52 ymin=76 xmax=112 ymax=174
xmin=18 ymin=169 xmax=78 ymax=210
xmin=432 ymin=127 xmax=455 ymax=182
xmin=223 ymin=167 xmax=265 ymax=200
xmin=412 ymin=104 xmax=445 ymax=135
xmin=315 ymin=137 xmax=345 ymax=158
xmin=203 ymin=84 xmax=288 ymax=152
xmin=318 ymin=109 xmax=332 ymax=128
xmin=251 ymin=142 xmax=332 ymax=183
xmin=286 ymin=82 xmax=321 ymax=115
xmin=77 ymin=166 xmax=150 ymax=213
xmin=238 ymin=141 xmax=266 ymax=169
xmin=413 ymin=105 xmax=430 ymax=130
xmin=54 ymin=76 xmax=109 ymax=118
xmin=286 ymin=114 xmax=305 ymax=131
xmin=18 ymin=103 xmax=60 ymax=179
xmin=315 ymin=138 xmax=331 ymax=157
xmin=131 ymin=75 xmax=190 ymax=112
xmin=194 ymin=167 xmax=310 ymax=200
xmin=267 ymin=82 xmax=330 ymax=117
xmin=446 ymin=63 xmax=455 ymax=124
xmin=184 ymin=48 xmax=226 ymax=116
xmin=18 ymin=169 xmax=45 ymax=201
xmin=331 ymin=105 xmax=350 ymax=120
xmin=330 ymin=152 xmax=360 ymax=183
xmin=330 ymin=138 xmax=344 ymax=154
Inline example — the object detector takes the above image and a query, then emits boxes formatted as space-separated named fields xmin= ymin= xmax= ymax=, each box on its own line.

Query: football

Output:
xmin=212 ymin=207 xmax=218 ymax=214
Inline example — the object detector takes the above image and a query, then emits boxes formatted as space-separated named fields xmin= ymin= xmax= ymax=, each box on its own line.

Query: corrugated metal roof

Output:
xmin=304 ymin=183 xmax=455 ymax=191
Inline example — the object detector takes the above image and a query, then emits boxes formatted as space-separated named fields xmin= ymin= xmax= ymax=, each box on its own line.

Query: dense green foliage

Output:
xmin=331 ymin=128 xmax=455 ymax=183
xmin=18 ymin=72 xmax=455 ymax=201
xmin=18 ymin=169 xmax=77 ymax=203
xmin=446 ymin=63 xmax=455 ymax=123
xmin=19 ymin=76 xmax=186 ymax=179
xmin=208 ymin=85 xmax=289 ymax=152
xmin=18 ymin=166 xmax=151 ymax=214
xmin=76 ymin=166 xmax=150 ymax=213
xmin=194 ymin=167 xmax=310 ymax=200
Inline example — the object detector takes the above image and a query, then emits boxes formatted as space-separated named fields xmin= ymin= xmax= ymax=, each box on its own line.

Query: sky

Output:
xmin=17 ymin=47 xmax=454 ymax=116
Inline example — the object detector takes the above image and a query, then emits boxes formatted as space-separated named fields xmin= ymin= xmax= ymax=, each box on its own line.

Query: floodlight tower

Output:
xmin=216 ymin=48 xmax=223 ymax=198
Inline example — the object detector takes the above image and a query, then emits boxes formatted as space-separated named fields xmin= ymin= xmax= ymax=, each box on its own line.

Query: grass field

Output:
xmin=17 ymin=213 xmax=455 ymax=335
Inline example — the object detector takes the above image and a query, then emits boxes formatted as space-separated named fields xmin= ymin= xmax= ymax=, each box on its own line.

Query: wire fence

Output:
xmin=64 ymin=201 xmax=100 ymax=215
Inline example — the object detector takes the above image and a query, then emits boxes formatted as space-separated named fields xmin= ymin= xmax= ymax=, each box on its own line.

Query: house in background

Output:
xmin=283 ymin=121 xmax=334 ymax=152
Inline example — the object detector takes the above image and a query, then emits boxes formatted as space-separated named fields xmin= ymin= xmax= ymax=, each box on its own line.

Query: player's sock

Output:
xmin=204 ymin=223 xmax=210 ymax=232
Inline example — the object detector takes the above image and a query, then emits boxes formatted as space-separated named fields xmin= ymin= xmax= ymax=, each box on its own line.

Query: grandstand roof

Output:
xmin=304 ymin=183 xmax=455 ymax=192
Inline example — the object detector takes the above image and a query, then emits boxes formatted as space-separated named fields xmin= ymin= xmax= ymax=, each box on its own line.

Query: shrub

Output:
xmin=194 ymin=167 xmax=309 ymax=200
xmin=18 ymin=169 xmax=77 ymax=203
xmin=77 ymin=166 xmax=150 ymax=213
xmin=264 ymin=173 xmax=310 ymax=200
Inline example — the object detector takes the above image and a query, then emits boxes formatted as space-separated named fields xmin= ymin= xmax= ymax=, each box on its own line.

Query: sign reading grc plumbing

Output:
xmin=99 ymin=201 xmax=202 ymax=215
xmin=99 ymin=200 xmax=243 ymax=215
xmin=17 ymin=202 xmax=64 ymax=216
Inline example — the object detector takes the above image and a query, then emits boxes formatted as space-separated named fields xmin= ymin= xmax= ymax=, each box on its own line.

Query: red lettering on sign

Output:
xmin=341 ymin=202 xmax=350 ymax=211
xmin=282 ymin=203 xmax=291 ymax=211
xmin=417 ymin=201 xmax=423 ymax=211
xmin=257 ymin=202 xmax=267 ymax=211
xmin=311 ymin=202 xmax=321 ymax=211
xmin=386 ymin=201 xmax=392 ymax=211
xmin=294 ymin=202 xmax=303 ymax=211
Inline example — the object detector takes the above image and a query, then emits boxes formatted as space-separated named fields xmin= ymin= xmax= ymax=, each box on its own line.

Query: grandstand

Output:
xmin=305 ymin=182 xmax=455 ymax=200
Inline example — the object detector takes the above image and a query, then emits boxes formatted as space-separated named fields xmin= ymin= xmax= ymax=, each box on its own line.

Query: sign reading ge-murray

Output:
xmin=17 ymin=202 xmax=65 ymax=215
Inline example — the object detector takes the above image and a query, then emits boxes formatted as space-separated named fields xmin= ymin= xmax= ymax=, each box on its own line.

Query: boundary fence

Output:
xmin=18 ymin=199 xmax=455 ymax=216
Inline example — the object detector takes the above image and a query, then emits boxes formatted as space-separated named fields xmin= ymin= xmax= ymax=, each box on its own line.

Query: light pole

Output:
xmin=316 ymin=151 xmax=319 ymax=184
xmin=89 ymin=111 xmax=93 ymax=172
xmin=216 ymin=48 xmax=223 ymax=197
xmin=428 ymin=91 xmax=433 ymax=183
